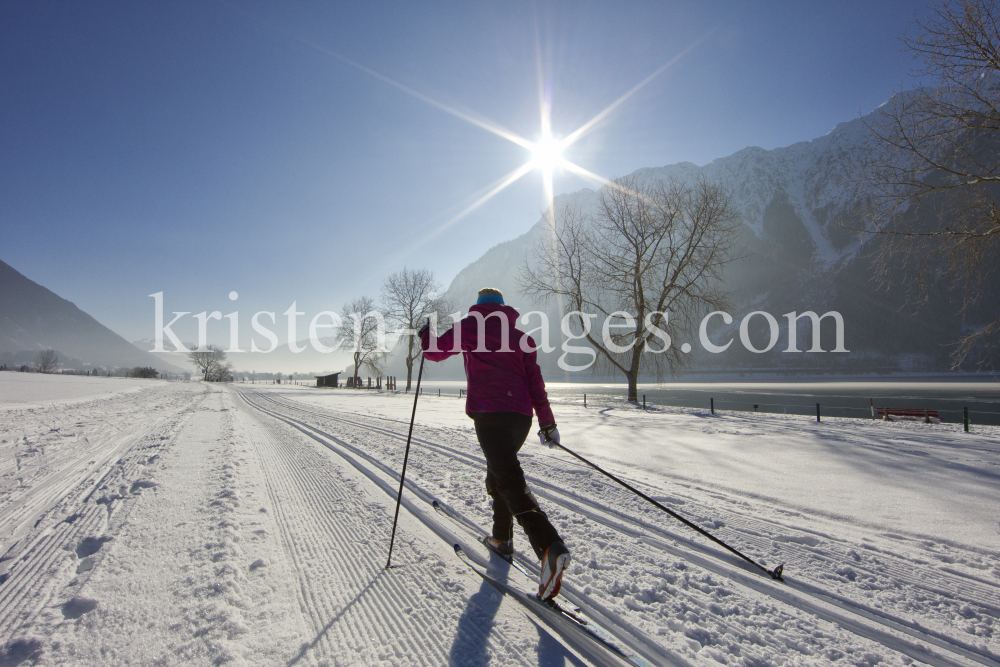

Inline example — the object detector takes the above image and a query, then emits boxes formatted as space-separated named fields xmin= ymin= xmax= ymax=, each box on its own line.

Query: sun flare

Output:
xmin=268 ymin=22 xmax=709 ymax=257
xmin=531 ymin=136 xmax=564 ymax=172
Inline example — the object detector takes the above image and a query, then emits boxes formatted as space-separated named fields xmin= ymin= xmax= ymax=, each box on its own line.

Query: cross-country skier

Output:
xmin=419 ymin=287 xmax=571 ymax=601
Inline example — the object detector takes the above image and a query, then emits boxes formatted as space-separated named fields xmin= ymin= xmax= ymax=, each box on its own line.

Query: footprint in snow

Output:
xmin=61 ymin=597 xmax=98 ymax=619
xmin=0 ymin=638 xmax=44 ymax=664
xmin=76 ymin=536 xmax=113 ymax=559
xmin=129 ymin=480 xmax=157 ymax=494
xmin=76 ymin=556 xmax=96 ymax=575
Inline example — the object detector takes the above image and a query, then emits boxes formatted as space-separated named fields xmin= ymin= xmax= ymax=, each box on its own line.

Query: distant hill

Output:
xmin=0 ymin=259 xmax=185 ymax=373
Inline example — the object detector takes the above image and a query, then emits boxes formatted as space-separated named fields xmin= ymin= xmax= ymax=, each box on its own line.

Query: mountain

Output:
xmin=429 ymin=94 xmax=997 ymax=378
xmin=0 ymin=259 xmax=186 ymax=373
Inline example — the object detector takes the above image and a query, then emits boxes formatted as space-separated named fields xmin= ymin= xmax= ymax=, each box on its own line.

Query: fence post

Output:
xmin=816 ymin=402 xmax=821 ymax=423
xmin=643 ymin=394 xmax=646 ymax=410
xmin=964 ymin=406 xmax=970 ymax=432
xmin=753 ymin=404 xmax=758 ymax=413
xmin=584 ymin=394 xmax=587 ymax=408
xmin=711 ymin=397 xmax=714 ymax=415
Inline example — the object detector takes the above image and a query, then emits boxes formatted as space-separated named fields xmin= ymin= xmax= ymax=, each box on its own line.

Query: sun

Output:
xmin=259 ymin=18 xmax=709 ymax=253
xmin=531 ymin=136 xmax=564 ymax=172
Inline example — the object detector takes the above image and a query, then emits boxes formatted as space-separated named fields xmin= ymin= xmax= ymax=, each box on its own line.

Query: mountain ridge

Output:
xmin=0 ymin=259 xmax=186 ymax=373
xmin=427 ymin=93 xmax=993 ymax=378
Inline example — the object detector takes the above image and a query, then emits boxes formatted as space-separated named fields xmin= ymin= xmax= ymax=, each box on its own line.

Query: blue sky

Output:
xmin=2 ymin=0 xmax=925 ymax=344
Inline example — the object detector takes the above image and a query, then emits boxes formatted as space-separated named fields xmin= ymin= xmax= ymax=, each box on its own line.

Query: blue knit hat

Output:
xmin=476 ymin=287 xmax=504 ymax=305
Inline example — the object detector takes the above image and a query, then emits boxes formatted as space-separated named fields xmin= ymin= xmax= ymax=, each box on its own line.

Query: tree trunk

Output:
xmin=626 ymin=343 xmax=643 ymax=403
xmin=405 ymin=335 xmax=414 ymax=391
xmin=627 ymin=371 xmax=639 ymax=403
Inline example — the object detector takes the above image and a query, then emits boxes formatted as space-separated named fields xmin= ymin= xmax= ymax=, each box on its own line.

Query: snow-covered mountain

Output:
xmin=446 ymin=111 xmax=876 ymax=307
xmin=434 ymin=97 xmax=992 ymax=376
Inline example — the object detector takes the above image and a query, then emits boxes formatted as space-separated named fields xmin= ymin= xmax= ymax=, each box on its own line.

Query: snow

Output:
xmin=1 ymin=372 xmax=998 ymax=666
xmin=0 ymin=373 xmax=160 ymax=409
xmin=284 ymin=384 xmax=1000 ymax=550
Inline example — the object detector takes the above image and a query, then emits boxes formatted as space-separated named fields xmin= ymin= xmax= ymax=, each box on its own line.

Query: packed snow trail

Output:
xmin=250 ymin=390 xmax=1000 ymax=630
xmin=236 ymin=387 xmax=677 ymax=666
xmin=1 ymin=375 xmax=997 ymax=665
xmin=1 ymin=377 xmax=603 ymax=666
xmin=239 ymin=385 xmax=1000 ymax=667
xmin=0 ymin=380 xmax=205 ymax=562
xmin=229 ymin=388 xmax=588 ymax=666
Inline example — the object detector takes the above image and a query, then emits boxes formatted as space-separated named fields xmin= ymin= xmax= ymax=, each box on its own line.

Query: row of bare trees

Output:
xmin=21 ymin=352 xmax=161 ymax=378
xmin=340 ymin=174 xmax=740 ymax=404
xmin=338 ymin=269 xmax=454 ymax=391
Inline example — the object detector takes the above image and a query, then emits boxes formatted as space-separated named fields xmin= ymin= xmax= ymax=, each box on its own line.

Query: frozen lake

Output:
xmin=403 ymin=378 xmax=1000 ymax=426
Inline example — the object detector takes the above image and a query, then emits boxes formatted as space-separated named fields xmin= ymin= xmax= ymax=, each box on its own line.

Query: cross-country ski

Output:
xmin=452 ymin=543 xmax=648 ymax=667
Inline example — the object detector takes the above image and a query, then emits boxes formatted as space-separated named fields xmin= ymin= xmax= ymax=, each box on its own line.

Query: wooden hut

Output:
xmin=315 ymin=372 xmax=341 ymax=388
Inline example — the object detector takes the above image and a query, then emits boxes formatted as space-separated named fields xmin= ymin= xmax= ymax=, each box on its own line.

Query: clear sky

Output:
xmin=2 ymin=0 xmax=926 ymax=345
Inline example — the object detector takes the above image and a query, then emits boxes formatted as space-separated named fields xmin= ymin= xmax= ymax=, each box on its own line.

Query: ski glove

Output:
xmin=538 ymin=424 xmax=560 ymax=448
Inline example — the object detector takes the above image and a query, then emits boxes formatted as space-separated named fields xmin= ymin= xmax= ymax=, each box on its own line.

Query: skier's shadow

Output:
xmin=447 ymin=556 xmax=586 ymax=667
xmin=286 ymin=571 xmax=384 ymax=666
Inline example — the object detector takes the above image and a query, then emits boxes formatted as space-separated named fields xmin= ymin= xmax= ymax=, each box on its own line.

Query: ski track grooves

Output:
xmin=0 ymin=384 xmax=205 ymax=648
xmin=236 ymin=392 xmax=548 ymax=667
xmin=236 ymin=388 xmax=673 ymax=667
xmin=245 ymin=389 xmax=1000 ymax=667
xmin=253 ymin=391 xmax=1000 ymax=609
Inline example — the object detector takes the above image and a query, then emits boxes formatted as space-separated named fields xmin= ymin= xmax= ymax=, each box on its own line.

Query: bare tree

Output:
xmin=205 ymin=361 xmax=233 ymax=382
xmin=381 ymin=267 xmax=453 ymax=390
xmin=188 ymin=344 xmax=227 ymax=381
xmin=520 ymin=176 xmax=740 ymax=402
xmin=337 ymin=296 xmax=387 ymax=379
xmin=35 ymin=350 xmax=58 ymax=374
xmin=863 ymin=0 xmax=1000 ymax=367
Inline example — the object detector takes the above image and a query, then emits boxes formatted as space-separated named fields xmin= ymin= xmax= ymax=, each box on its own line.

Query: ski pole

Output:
xmin=386 ymin=349 xmax=426 ymax=569
xmin=552 ymin=441 xmax=784 ymax=581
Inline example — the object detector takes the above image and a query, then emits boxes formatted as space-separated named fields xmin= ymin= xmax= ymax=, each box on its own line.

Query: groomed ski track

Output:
xmin=2 ymin=382 xmax=613 ymax=665
xmin=237 ymin=386 xmax=1000 ymax=667
xmin=235 ymin=386 xmax=676 ymax=667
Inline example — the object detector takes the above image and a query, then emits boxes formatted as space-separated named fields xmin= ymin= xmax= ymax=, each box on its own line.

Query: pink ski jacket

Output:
xmin=419 ymin=303 xmax=555 ymax=426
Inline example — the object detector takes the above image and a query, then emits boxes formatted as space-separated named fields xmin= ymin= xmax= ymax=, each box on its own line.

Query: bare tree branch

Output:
xmin=187 ymin=345 xmax=228 ymax=381
xmin=862 ymin=0 xmax=1000 ymax=368
xmin=337 ymin=295 xmax=387 ymax=379
xmin=519 ymin=175 xmax=740 ymax=401
xmin=35 ymin=350 xmax=58 ymax=374
xmin=381 ymin=267 xmax=453 ymax=390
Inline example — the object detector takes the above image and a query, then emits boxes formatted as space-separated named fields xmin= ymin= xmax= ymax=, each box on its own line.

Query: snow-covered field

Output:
xmin=1 ymin=373 xmax=998 ymax=666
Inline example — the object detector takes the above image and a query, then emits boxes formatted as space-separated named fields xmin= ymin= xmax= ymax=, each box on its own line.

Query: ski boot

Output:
xmin=539 ymin=541 xmax=570 ymax=601
xmin=483 ymin=535 xmax=514 ymax=556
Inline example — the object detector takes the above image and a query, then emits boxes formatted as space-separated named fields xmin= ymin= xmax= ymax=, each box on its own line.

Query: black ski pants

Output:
xmin=470 ymin=411 xmax=561 ymax=560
